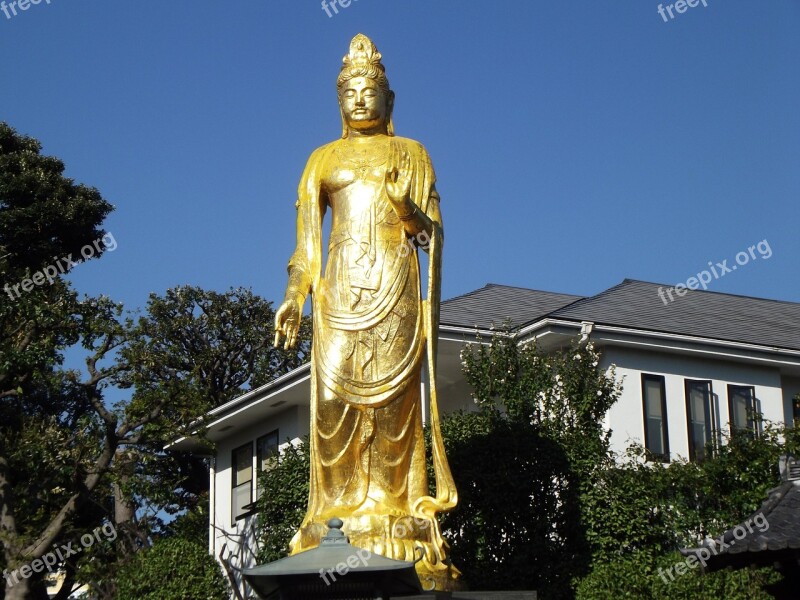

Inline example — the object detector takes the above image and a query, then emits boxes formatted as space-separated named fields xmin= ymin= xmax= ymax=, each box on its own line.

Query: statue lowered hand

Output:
xmin=273 ymin=296 xmax=301 ymax=350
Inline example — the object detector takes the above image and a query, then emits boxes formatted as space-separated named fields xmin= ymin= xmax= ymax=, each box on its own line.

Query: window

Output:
xmin=793 ymin=397 xmax=800 ymax=428
xmin=685 ymin=380 xmax=714 ymax=461
xmin=232 ymin=443 xmax=253 ymax=523
xmin=728 ymin=385 xmax=758 ymax=437
xmin=255 ymin=430 xmax=279 ymax=499
xmin=257 ymin=430 xmax=279 ymax=472
xmin=641 ymin=374 xmax=669 ymax=461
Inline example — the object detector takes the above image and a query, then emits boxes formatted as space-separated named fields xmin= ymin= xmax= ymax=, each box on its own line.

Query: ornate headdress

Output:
xmin=337 ymin=34 xmax=394 ymax=137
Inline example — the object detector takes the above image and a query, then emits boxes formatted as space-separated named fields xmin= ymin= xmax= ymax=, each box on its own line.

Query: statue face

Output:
xmin=339 ymin=76 xmax=390 ymax=133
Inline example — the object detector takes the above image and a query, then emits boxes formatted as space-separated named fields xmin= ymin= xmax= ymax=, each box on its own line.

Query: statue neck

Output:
xmin=346 ymin=125 xmax=389 ymax=139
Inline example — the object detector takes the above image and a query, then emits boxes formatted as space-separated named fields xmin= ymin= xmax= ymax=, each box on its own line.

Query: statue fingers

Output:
xmin=273 ymin=306 xmax=291 ymax=348
xmin=285 ymin=324 xmax=297 ymax=350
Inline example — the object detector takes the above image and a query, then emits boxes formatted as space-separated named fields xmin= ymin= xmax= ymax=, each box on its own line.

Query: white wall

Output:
xmin=211 ymin=405 xmax=306 ymax=597
xmin=601 ymin=346 xmax=785 ymax=460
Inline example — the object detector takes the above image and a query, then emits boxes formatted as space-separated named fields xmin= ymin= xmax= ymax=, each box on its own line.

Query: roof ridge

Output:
xmin=441 ymin=283 xmax=496 ymax=304
xmin=446 ymin=280 xmax=800 ymax=308
xmin=484 ymin=282 xmax=584 ymax=297
xmin=443 ymin=282 xmax=584 ymax=302
xmin=548 ymin=279 xmax=631 ymax=315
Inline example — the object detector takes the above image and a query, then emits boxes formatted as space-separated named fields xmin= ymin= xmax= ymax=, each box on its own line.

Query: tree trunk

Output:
xmin=113 ymin=480 xmax=135 ymax=524
xmin=113 ymin=449 xmax=139 ymax=557
xmin=5 ymin=576 xmax=31 ymax=600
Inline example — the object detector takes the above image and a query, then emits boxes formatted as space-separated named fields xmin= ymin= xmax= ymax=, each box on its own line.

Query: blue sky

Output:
xmin=2 ymin=0 xmax=798 ymax=312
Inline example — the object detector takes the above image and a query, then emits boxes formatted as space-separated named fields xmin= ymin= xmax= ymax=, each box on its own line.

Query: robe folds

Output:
xmin=285 ymin=136 xmax=459 ymax=589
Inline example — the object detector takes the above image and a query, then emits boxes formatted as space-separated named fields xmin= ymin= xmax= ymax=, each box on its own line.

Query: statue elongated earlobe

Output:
xmin=387 ymin=91 xmax=395 ymax=137
xmin=339 ymin=100 xmax=348 ymax=139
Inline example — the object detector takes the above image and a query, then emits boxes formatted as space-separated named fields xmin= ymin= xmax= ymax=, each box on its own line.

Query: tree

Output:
xmin=439 ymin=333 xmax=621 ymax=597
xmin=115 ymin=285 xmax=311 ymax=532
xmin=1 ymin=123 xmax=312 ymax=599
xmin=97 ymin=286 xmax=311 ymax=596
xmin=0 ymin=123 xmax=112 ymax=282
xmin=1 ymin=122 xmax=118 ymax=600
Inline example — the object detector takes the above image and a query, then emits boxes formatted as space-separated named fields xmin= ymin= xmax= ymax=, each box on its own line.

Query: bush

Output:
xmin=254 ymin=439 xmax=310 ymax=564
xmin=575 ymin=550 xmax=780 ymax=599
xmin=115 ymin=537 xmax=228 ymax=600
xmin=575 ymin=424 xmax=800 ymax=597
xmin=439 ymin=337 xmax=621 ymax=597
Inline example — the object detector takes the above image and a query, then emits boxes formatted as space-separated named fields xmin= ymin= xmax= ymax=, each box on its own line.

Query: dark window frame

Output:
xmin=685 ymin=379 xmax=714 ymax=462
xmin=255 ymin=430 xmax=280 ymax=501
xmin=727 ymin=385 xmax=758 ymax=437
xmin=257 ymin=430 xmax=280 ymax=473
xmin=641 ymin=374 xmax=670 ymax=462
xmin=231 ymin=442 xmax=254 ymax=524
xmin=792 ymin=397 xmax=800 ymax=428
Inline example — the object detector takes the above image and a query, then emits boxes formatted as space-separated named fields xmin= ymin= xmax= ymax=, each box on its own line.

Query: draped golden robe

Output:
xmin=285 ymin=135 xmax=458 ymax=589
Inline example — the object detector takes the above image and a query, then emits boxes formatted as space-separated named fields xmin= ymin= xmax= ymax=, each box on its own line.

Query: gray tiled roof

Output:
xmin=440 ymin=284 xmax=584 ymax=330
xmin=440 ymin=280 xmax=800 ymax=352
xmin=551 ymin=279 xmax=800 ymax=352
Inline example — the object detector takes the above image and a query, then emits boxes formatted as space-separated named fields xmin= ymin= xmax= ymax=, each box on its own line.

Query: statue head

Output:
xmin=337 ymin=34 xmax=395 ymax=138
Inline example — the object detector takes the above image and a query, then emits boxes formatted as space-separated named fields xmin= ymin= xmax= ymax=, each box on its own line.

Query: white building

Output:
xmin=173 ymin=279 xmax=800 ymax=597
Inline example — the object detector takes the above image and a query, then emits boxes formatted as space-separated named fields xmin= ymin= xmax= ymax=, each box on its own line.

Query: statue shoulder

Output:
xmin=391 ymin=137 xmax=434 ymax=171
xmin=391 ymin=136 xmax=430 ymax=157
xmin=298 ymin=140 xmax=340 ymax=180
xmin=307 ymin=140 xmax=340 ymax=161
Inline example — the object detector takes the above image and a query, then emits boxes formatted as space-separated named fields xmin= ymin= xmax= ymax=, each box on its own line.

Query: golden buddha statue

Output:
xmin=273 ymin=33 xmax=460 ymax=591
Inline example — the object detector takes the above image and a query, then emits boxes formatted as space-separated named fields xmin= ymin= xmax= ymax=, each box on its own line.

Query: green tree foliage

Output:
xmin=0 ymin=122 xmax=112 ymax=279
xmin=0 ymin=123 xmax=312 ymax=599
xmin=1 ymin=120 xmax=113 ymax=414
xmin=454 ymin=330 xmax=795 ymax=598
xmin=253 ymin=440 xmax=310 ymax=564
xmin=115 ymin=537 xmax=228 ymax=600
xmin=441 ymin=333 xmax=621 ymax=597
xmin=1 ymin=122 xmax=120 ymax=600
xmin=68 ymin=288 xmax=311 ymax=596
xmin=121 ymin=285 xmax=311 ymax=413
xmin=115 ymin=285 xmax=311 ymax=534
xmin=576 ymin=425 xmax=799 ymax=599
